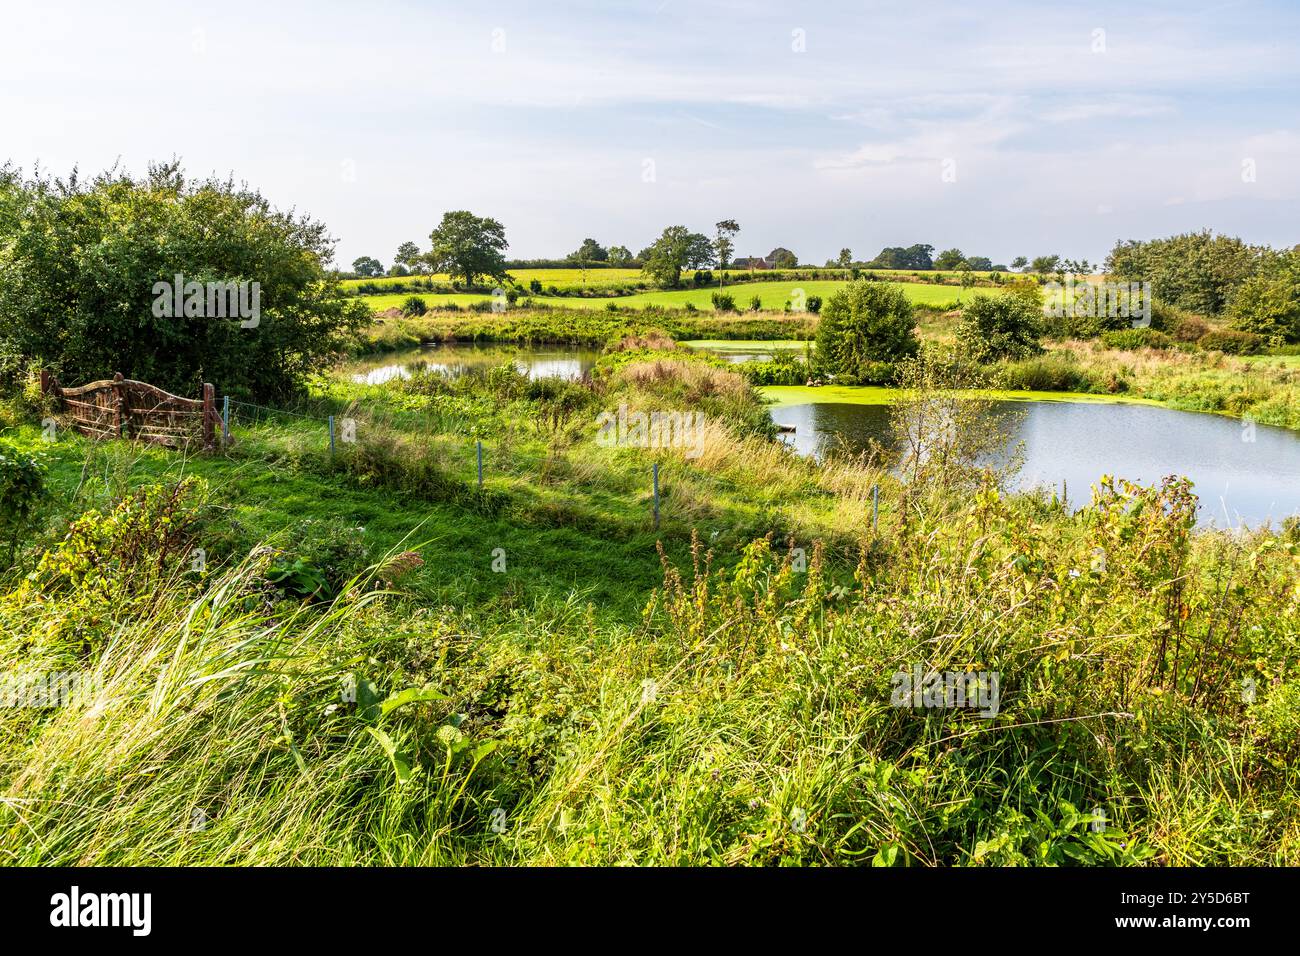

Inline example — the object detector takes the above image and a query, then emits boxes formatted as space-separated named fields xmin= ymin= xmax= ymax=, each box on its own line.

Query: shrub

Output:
xmin=1101 ymin=328 xmax=1173 ymax=350
xmin=1228 ymin=271 xmax=1300 ymax=344
xmin=749 ymin=295 xmax=763 ymax=312
xmin=814 ymin=281 xmax=918 ymax=378
xmin=806 ymin=295 xmax=823 ymax=314
xmin=711 ymin=292 xmax=736 ymax=312
xmin=528 ymin=279 xmax=543 ymax=294
xmin=692 ymin=270 xmax=714 ymax=288
xmin=1197 ymin=329 xmax=1264 ymax=355
xmin=1166 ymin=310 xmax=1211 ymax=343
xmin=0 ymin=163 xmax=367 ymax=403
xmin=998 ymin=354 xmax=1095 ymax=392
xmin=954 ymin=293 xmax=1044 ymax=363
xmin=400 ymin=295 xmax=428 ymax=317
xmin=0 ymin=440 xmax=47 ymax=566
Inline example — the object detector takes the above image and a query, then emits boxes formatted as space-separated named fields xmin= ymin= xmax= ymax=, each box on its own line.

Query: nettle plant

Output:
xmin=0 ymin=440 xmax=47 ymax=567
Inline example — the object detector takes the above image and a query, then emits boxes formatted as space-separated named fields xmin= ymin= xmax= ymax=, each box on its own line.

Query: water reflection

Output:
xmin=769 ymin=400 xmax=1300 ymax=527
xmin=349 ymin=344 xmax=601 ymax=385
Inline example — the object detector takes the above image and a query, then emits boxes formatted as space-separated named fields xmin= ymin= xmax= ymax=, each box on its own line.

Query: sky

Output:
xmin=2 ymin=0 xmax=1298 ymax=270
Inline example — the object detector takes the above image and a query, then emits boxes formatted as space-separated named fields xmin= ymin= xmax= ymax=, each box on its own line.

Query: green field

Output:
xmin=342 ymin=267 xmax=1011 ymax=295
xmin=342 ymin=268 xmax=647 ymax=293
xmin=363 ymin=279 xmax=966 ymax=314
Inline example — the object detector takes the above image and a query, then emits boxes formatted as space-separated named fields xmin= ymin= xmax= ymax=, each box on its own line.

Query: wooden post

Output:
xmin=202 ymin=383 xmax=216 ymax=450
xmin=653 ymin=462 xmax=660 ymax=530
xmin=113 ymin=372 xmax=126 ymax=438
xmin=39 ymin=369 xmax=50 ymax=396
xmin=477 ymin=440 xmax=484 ymax=491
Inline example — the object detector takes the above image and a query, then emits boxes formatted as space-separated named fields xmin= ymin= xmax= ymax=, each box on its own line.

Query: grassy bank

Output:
xmin=354 ymin=308 xmax=819 ymax=354
xmin=1 ymin=349 xmax=1298 ymax=865
xmin=361 ymin=278 xmax=965 ymax=314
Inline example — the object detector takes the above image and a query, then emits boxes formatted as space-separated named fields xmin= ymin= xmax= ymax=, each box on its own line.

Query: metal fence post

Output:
xmin=222 ymin=395 xmax=231 ymax=445
xmin=328 ymin=415 xmax=336 ymax=458
xmin=653 ymin=462 xmax=660 ymax=530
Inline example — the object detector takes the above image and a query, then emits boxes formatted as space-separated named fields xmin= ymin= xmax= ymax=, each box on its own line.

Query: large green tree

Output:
xmin=0 ymin=161 xmax=367 ymax=402
xmin=815 ymin=281 xmax=919 ymax=379
xmin=1030 ymin=254 xmax=1060 ymax=276
xmin=425 ymin=211 xmax=509 ymax=287
xmin=934 ymin=248 xmax=966 ymax=270
xmin=568 ymin=238 xmax=608 ymax=263
xmin=769 ymin=247 xmax=798 ymax=269
xmin=1105 ymin=231 xmax=1268 ymax=315
xmin=352 ymin=256 xmax=384 ymax=277
xmin=867 ymin=244 xmax=934 ymax=270
xmin=394 ymin=241 xmax=422 ymax=273
xmin=641 ymin=226 xmax=714 ymax=288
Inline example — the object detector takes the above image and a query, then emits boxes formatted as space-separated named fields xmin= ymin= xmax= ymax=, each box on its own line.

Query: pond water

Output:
xmin=348 ymin=343 xmax=602 ymax=385
xmin=769 ymin=400 xmax=1300 ymax=528
xmin=344 ymin=342 xmax=1300 ymax=528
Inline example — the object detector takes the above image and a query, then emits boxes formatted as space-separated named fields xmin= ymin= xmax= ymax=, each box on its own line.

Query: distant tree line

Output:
xmin=1107 ymin=231 xmax=1299 ymax=343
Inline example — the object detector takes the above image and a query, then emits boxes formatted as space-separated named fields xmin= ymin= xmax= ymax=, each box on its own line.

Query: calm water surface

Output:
xmin=769 ymin=400 xmax=1300 ymax=527
xmin=345 ymin=343 xmax=1300 ymax=527
xmin=349 ymin=344 xmax=601 ymax=385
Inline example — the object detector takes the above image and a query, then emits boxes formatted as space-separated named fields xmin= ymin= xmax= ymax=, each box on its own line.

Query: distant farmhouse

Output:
xmin=732 ymin=247 xmax=797 ymax=270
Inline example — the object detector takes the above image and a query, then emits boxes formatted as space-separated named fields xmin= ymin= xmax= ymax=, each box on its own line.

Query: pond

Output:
xmin=768 ymin=398 xmax=1300 ymax=528
xmin=347 ymin=343 xmax=601 ymax=385
xmin=344 ymin=342 xmax=1300 ymax=528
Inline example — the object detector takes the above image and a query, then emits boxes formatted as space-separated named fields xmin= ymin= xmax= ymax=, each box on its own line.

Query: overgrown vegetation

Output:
xmin=2 ymin=348 xmax=1297 ymax=865
xmin=0 ymin=162 xmax=368 ymax=402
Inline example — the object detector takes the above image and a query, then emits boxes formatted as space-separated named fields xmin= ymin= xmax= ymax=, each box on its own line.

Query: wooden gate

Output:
xmin=41 ymin=371 xmax=217 ymax=450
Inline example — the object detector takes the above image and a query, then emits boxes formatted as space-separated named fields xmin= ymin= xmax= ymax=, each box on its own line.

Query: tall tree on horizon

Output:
xmin=424 ymin=211 xmax=509 ymax=288
xmin=714 ymin=219 xmax=739 ymax=287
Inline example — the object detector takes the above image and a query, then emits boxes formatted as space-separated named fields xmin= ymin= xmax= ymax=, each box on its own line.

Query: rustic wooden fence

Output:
xmin=41 ymin=371 xmax=217 ymax=450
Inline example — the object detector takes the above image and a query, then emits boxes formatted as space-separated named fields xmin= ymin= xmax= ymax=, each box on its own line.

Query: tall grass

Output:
xmin=2 ymin=348 xmax=1297 ymax=866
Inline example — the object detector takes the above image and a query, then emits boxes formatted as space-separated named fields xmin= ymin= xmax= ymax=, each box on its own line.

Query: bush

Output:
xmin=529 ymin=278 xmax=543 ymax=293
xmin=806 ymin=295 xmax=823 ymax=314
xmin=0 ymin=440 xmax=47 ymax=566
xmin=814 ymin=281 xmax=918 ymax=378
xmin=711 ymin=292 xmax=736 ymax=312
xmin=400 ymin=295 xmax=428 ymax=317
xmin=954 ymin=293 xmax=1044 ymax=363
xmin=1228 ymin=271 xmax=1300 ymax=344
xmin=1101 ymin=328 xmax=1173 ymax=350
xmin=749 ymin=295 xmax=763 ymax=312
xmin=1149 ymin=298 xmax=1189 ymax=333
xmin=1166 ymin=310 xmax=1211 ymax=343
xmin=692 ymin=270 xmax=714 ymax=288
xmin=0 ymin=163 xmax=368 ymax=403
xmin=1197 ymin=329 xmax=1264 ymax=354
